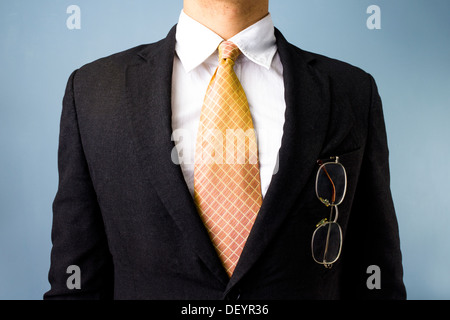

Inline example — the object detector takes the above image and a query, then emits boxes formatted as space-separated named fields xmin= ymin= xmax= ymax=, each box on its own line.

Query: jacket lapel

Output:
xmin=125 ymin=26 xmax=229 ymax=286
xmin=225 ymin=29 xmax=334 ymax=294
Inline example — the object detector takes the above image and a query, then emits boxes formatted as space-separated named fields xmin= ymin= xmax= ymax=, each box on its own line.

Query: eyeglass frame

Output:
xmin=311 ymin=156 xmax=347 ymax=269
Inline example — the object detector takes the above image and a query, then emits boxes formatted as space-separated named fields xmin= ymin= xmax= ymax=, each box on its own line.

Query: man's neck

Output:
xmin=183 ymin=0 xmax=269 ymax=40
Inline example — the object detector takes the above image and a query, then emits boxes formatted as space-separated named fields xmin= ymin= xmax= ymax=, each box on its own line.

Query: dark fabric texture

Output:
xmin=44 ymin=25 xmax=406 ymax=300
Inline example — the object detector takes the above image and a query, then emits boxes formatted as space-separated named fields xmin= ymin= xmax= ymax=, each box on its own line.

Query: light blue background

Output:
xmin=0 ymin=0 xmax=449 ymax=300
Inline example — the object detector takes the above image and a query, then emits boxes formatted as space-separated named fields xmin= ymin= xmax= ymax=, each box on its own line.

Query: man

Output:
xmin=44 ymin=0 xmax=406 ymax=299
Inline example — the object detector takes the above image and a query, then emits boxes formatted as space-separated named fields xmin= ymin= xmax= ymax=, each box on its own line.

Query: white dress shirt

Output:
xmin=171 ymin=11 xmax=286 ymax=198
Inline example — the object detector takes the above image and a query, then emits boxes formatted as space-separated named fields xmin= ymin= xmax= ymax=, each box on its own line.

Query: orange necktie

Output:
xmin=194 ymin=41 xmax=263 ymax=277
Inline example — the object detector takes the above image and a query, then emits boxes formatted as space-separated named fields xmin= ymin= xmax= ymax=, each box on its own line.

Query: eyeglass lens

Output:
xmin=312 ymin=221 xmax=342 ymax=265
xmin=316 ymin=163 xmax=346 ymax=206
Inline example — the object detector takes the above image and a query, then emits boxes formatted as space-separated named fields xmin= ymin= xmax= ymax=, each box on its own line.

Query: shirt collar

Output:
xmin=175 ymin=10 xmax=277 ymax=72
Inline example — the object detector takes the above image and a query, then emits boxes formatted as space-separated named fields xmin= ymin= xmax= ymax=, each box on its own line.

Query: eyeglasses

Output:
xmin=311 ymin=156 xmax=347 ymax=269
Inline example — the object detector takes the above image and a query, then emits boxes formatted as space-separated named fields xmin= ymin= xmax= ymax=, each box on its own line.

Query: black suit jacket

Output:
xmin=44 ymin=26 xmax=406 ymax=300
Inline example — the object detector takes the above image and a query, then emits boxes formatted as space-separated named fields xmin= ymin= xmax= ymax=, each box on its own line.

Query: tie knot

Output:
xmin=218 ymin=41 xmax=241 ymax=62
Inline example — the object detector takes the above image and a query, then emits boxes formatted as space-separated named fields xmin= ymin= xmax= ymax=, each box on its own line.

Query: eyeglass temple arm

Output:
xmin=317 ymin=159 xmax=337 ymax=204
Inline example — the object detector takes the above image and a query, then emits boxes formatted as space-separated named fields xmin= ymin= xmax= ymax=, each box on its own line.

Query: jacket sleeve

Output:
xmin=43 ymin=70 xmax=114 ymax=300
xmin=341 ymin=74 xmax=406 ymax=299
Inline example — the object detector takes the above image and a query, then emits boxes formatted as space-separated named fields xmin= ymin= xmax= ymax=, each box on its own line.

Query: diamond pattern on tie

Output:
xmin=194 ymin=41 xmax=263 ymax=277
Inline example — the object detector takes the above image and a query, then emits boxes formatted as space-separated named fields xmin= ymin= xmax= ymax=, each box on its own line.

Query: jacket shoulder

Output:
xmin=304 ymin=49 xmax=373 ymax=87
xmin=275 ymin=28 xmax=375 ymax=95
xmin=74 ymin=25 xmax=177 ymax=79
xmin=296 ymin=47 xmax=377 ymax=110
xmin=73 ymin=41 xmax=157 ymax=80
xmin=275 ymin=29 xmax=374 ymax=89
